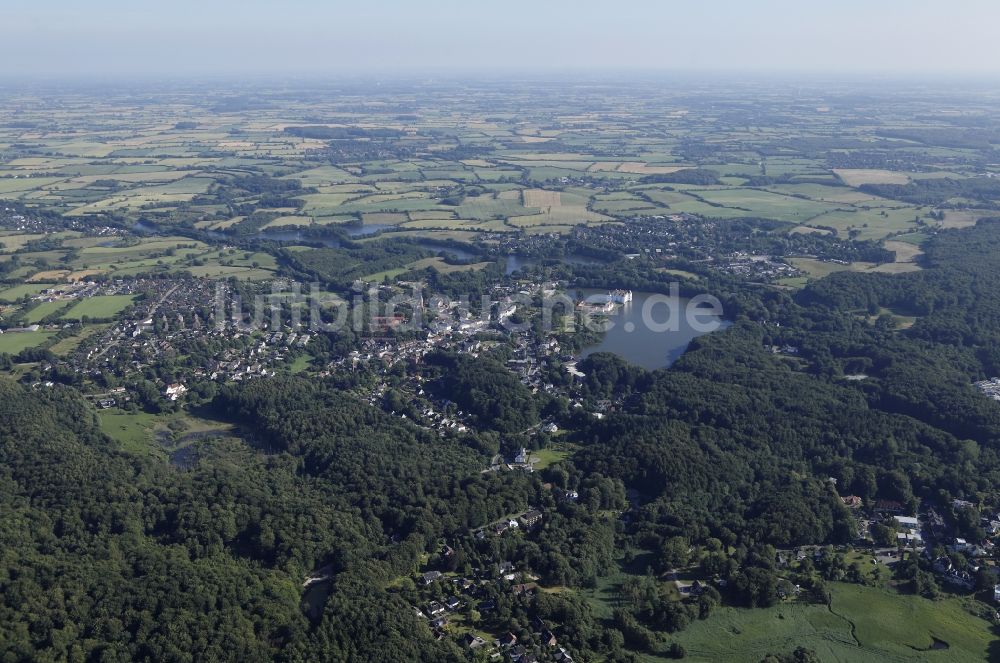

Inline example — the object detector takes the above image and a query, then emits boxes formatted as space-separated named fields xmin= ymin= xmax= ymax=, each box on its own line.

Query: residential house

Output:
xmin=520 ymin=509 xmax=543 ymax=528
xmin=554 ymin=648 xmax=575 ymax=662
xmin=498 ymin=632 xmax=518 ymax=647
xmin=164 ymin=383 xmax=187 ymax=401
xmin=875 ymin=500 xmax=905 ymax=514
xmin=463 ymin=633 xmax=486 ymax=649
xmin=841 ymin=495 xmax=863 ymax=509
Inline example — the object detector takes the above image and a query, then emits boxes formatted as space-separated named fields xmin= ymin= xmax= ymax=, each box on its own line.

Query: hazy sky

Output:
xmin=3 ymin=0 xmax=999 ymax=78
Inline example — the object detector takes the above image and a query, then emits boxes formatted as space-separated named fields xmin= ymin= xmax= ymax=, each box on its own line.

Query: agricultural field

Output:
xmin=0 ymin=330 xmax=55 ymax=354
xmin=0 ymin=81 xmax=991 ymax=256
xmin=61 ymin=295 xmax=138 ymax=320
xmin=834 ymin=169 xmax=911 ymax=187
xmin=673 ymin=583 xmax=994 ymax=663
xmin=25 ymin=299 xmax=72 ymax=323
xmin=4 ymin=76 xmax=1000 ymax=663
xmin=0 ymin=283 xmax=51 ymax=302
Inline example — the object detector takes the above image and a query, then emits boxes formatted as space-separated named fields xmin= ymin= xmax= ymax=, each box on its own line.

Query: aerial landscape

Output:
xmin=4 ymin=1 xmax=1000 ymax=662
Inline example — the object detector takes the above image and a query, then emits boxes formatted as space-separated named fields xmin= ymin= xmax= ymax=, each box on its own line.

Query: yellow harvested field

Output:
xmin=869 ymin=262 xmax=922 ymax=274
xmin=588 ymin=161 xmax=627 ymax=172
xmin=66 ymin=269 xmax=107 ymax=281
xmin=789 ymin=225 xmax=833 ymax=235
xmin=616 ymin=163 xmax=690 ymax=175
xmin=28 ymin=270 xmax=72 ymax=282
xmin=209 ymin=217 xmax=245 ymax=230
xmin=834 ymin=169 xmax=910 ymax=187
xmin=940 ymin=210 xmax=982 ymax=229
xmin=883 ymin=240 xmax=923 ymax=264
xmin=523 ymin=189 xmax=562 ymax=208
xmin=0 ymin=234 xmax=47 ymax=252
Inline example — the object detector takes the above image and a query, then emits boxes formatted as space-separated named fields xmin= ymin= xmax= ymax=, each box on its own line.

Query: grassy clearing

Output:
xmin=62 ymin=295 xmax=137 ymax=320
xmin=808 ymin=207 xmax=923 ymax=241
xmin=25 ymin=299 xmax=73 ymax=323
xmin=870 ymin=307 xmax=918 ymax=330
xmin=288 ymin=355 xmax=313 ymax=374
xmin=98 ymin=410 xmax=164 ymax=455
xmin=766 ymin=183 xmax=886 ymax=205
xmin=409 ymin=257 xmax=492 ymax=274
xmin=0 ymin=331 xmax=55 ymax=354
xmin=532 ymin=445 xmax=572 ymax=470
xmin=673 ymin=583 xmax=993 ymax=663
xmin=790 ymin=258 xmax=877 ymax=279
xmin=883 ymin=240 xmax=923 ymax=264
xmin=0 ymin=233 xmax=47 ymax=252
xmin=99 ymin=410 xmax=234 ymax=458
xmin=940 ymin=210 xmax=984 ymax=229
xmin=0 ymin=283 xmax=51 ymax=302
xmin=834 ymin=169 xmax=911 ymax=187
xmin=657 ymin=268 xmax=701 ymax=280
xmin=692 ymin=188 xmax=840 ymax=221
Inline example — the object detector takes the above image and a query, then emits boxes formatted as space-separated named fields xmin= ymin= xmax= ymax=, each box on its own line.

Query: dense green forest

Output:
xmin=6 ymin=221 xmax=1000 ymax=660
xmin=569 ymin=220 xmax=1000 ymax=553
xmin=0 ymin=377 xmax=536 ymax=662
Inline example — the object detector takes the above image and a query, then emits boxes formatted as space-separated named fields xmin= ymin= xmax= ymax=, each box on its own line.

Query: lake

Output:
xmin=344 ymin=223 xmax=392 ymax=237
xmin=574 ymin=289 xmax=731 ymax=370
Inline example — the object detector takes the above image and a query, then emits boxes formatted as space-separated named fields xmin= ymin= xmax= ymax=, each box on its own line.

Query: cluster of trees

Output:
xmin=0 ymin=376 xmax=546 ymax=661
xmin=639 ymin=168 xmax=722 ymax=185
xmin=9 ymin=202 xmax=1000 ymax=659
xmin=426 ymin=351 xmax=543 ymax=435
xmin=527 ymin=220 xmax=1000 ymax=643
xmin=284 ymin=242 xmax=430 ymax=289
xmin=860 ymin=177 xmax=1000 ymax=207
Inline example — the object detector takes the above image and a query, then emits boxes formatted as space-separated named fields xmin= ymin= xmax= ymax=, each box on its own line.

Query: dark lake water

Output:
xmin=344 ymin=223 xmax=392 ymax=237
xmin=575 ymin=289 xmax=731 ymax=370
